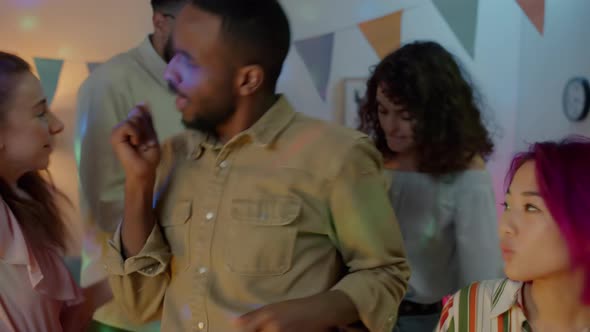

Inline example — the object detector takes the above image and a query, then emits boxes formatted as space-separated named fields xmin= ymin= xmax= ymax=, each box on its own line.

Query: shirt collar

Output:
xmin=184 ymin=95 xmax=296 ymax=158
xmin=242 ymin=95 xmax=296 ymax=146
xmin=490 ymin=279 xmax=526 ymax=318
xmin=134 ymin=35 xmax=169 ymax=90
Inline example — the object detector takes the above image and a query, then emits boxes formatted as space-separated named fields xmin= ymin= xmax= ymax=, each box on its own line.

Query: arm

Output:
xmin=76 ymin=78 xmax=132 ymax=288
xmin=104 ymin=105 xmax=171 ymax=323
xmin=329 ymin=137 xmax=410 ymax=332
xmin=454 ymin=182 xmax=504 ymax=287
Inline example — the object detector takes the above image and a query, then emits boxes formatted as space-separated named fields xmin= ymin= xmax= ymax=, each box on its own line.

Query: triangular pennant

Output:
xmin=33 ymin=57 xmax=64 ymax=105
xmin=294 ymin=33 xmax=335 ymax=101
xmin=516 ymin=0 xmax=545 ymax=35
xmin=433 ymin=0 xmax=479 ymax=58
xmin=87 ymin=62 xmax=102 ymax=73
xmin=358 ymin=11 xmax=403 ymax=60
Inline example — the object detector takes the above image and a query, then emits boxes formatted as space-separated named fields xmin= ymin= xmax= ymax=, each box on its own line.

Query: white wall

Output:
xmin=514 ymin=0 xmax=590 ymax=150
xmin=280 ymin=0 xmax=523 ymax=209
xmin=1 ymin=0 xmax=151 ymax=61
xmin=0 ymin=0 xmax=586 ymax=253
xmin=278 ymin=0 xmax=430 ymax=123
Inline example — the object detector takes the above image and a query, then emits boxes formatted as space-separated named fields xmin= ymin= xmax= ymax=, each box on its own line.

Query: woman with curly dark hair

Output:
xmin=359 ymin=41 xmax=503 ymax=332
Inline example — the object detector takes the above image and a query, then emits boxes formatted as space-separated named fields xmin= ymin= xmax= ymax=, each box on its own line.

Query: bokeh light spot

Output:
xmin=19 ymin=15 xmax=38 ymax=31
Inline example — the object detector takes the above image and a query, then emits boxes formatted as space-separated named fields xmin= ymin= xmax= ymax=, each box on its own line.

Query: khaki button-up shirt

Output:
xmin=105 ymin=96 xmax=410 ymax=332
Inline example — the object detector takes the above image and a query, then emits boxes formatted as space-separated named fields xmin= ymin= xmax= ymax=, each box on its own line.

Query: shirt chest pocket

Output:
xmin=159 ymin=200 xmax=192 ymax=271
xmin=224 ymin=196 xmax=300 ymax=276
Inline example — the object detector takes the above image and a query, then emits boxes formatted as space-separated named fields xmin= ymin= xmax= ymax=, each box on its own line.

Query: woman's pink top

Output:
xmin=0 ymin=197 xmax=84 ymax=331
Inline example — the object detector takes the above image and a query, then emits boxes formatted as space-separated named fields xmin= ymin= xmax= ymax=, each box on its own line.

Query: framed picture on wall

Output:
xmin=342 ymin=78 xmax=368 ymax=129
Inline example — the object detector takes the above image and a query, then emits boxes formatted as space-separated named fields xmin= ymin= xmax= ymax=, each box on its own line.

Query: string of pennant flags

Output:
xmin=33 ymin=0 xmax=546 ymax=105
xmin=516 ymin=0 xmax=545 ymax=34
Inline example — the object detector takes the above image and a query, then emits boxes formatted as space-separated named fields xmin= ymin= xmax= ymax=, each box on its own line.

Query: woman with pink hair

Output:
xmin=437 ymin=136 xmax=590 ymax=331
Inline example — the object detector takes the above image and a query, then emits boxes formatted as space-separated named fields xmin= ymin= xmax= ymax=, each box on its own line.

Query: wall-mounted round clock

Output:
xmin=563 ymin=77 xmax=590 ymax=122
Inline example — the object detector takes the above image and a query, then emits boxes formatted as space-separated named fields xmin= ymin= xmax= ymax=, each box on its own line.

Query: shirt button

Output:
xmin=219 ymin=160 xmax=229 ymax=169
xmin=205 ymin=212 xmax=215 ymax=221
xmin=198 ymin=322 xmax=205 ymax=329
xmin=199 ymin=267 xmax=208 ymax=274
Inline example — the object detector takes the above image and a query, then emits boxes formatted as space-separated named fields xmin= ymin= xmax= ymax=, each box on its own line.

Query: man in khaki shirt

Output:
xmin=106 ymin=1 xmax=410 ymax=331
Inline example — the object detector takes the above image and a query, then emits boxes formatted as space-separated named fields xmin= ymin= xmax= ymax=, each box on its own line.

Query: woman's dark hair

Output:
xmin=0 ymin=51 xmax=69 ymax=252
xmin=358 ymin=41 xmax=494 ymax=176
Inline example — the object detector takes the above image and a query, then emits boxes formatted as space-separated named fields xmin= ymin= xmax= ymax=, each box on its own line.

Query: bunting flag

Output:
xmin=28 ymin=2 xmax=488 ymax=105
xmin=358 ymin=10 xmax=403 ymax=59
xmin=86 ymin=62 xmax=102 ymax=73
xmin=433 ymin=0 xmax=479 ymax=58
xmin=294 ymin=32 xmax=335 ymax=101
xmin=516 ymin=0 xmax=545 ymax=35
xmin=33 ymin=57 xmax=64 ymax=105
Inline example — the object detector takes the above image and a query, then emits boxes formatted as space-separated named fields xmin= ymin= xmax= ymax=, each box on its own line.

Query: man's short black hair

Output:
xmin=151 ymin=0 xmax=187 ymax=14
xmin=191 ymin=0 xmax=291 ymax=90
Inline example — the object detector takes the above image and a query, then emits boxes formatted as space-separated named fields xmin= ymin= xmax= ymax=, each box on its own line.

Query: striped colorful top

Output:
xmin=436 ymin=279 xmax=532 ymax=332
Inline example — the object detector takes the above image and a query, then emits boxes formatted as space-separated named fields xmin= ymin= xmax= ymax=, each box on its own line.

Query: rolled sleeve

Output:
xmin=105 ymin=223 xmax=171 ymax=324
xmin=329 ymin=138 xmax=410 ymax=332
xmin=105 ymin=223 xmax=171 ymax=276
